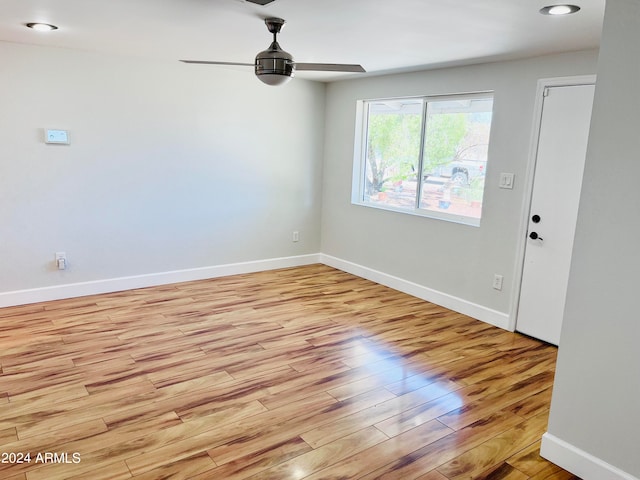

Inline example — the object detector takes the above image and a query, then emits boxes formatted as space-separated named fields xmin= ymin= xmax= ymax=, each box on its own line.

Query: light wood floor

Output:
xmin=0 ymin=264 xmax=579 ymax=480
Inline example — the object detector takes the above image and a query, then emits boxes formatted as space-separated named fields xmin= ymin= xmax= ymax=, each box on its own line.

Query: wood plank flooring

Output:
xmin=0 ymin=264 xmax=580 ymax=479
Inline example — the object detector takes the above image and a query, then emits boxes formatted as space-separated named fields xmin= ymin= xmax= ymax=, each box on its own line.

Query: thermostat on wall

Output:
xmin=45 ymin=129 xmax=69 ymax=144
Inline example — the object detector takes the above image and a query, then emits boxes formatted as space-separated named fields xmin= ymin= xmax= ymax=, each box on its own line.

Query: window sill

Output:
xmin=352 ymin=200 xmax=481 ymax=227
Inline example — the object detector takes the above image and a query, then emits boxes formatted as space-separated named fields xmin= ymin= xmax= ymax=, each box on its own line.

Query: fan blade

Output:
xmin=295 ymin=63 xmax=365 ymax=73
xmin=180 ymin=60 xmax=254 ymax=66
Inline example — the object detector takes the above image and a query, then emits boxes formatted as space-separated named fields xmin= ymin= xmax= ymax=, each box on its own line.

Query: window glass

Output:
xmin=419 ymin=97 xmax=493 ymax=220
xmin=363 ymin=99 xmax=422 ymax=209
xmin=354 ymin=93 xmax=493 ymax=226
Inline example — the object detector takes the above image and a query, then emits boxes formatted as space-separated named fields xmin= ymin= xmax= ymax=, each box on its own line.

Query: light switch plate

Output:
xmin=45 ymin=129 xmax=69 ymax=144
xmin=499 ymin=173 xmax=515 ymax=189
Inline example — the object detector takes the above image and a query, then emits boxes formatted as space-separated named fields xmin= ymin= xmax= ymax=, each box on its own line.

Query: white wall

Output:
xmin=320 ymin=50 xmax=598 ymax=325
xmin=0 ymin=42 xmax=325 ymax=299
xmin=543 ymin=1 xmax=640 ymax=478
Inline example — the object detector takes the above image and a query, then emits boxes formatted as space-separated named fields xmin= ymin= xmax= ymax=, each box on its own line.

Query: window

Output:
xmin=352 ymin=93 xmax=494 ymax=226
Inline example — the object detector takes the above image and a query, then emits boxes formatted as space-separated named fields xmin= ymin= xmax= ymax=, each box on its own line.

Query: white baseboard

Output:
xmin=0 ymin=254 xmax=321 ymax=308
xmin=320 ymin=254 xmax=510 ymax=330
xmin=0 ymin=253 xmax=510 ymax=332
xmin=541 ymin=433 xmax=639 ymax=480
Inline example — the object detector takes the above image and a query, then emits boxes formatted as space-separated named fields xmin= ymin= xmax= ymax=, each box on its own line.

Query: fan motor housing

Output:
xmin=255 ymin=41 xmax=295 ymax=85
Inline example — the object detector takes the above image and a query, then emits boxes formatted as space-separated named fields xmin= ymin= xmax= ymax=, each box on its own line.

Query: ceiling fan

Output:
xmin=180 ymin=17 xmax=366 ymax=86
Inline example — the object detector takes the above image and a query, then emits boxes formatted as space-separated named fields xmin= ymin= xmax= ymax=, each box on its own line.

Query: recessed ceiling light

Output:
xmin=26 ymin=23 xmax=58 ymax=32
xmin=540 ymin=5 xmax=581 ymax=15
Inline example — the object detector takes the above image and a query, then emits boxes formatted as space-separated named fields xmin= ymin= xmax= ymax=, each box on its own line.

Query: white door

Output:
xmin=516 ymin=83 xmax=595 ymax=345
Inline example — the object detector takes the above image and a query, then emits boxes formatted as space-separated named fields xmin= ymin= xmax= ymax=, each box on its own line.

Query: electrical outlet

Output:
xmin=55 ymin=252 xmax=67 ymax=270
xmin=492 ymin=274 xmax=504 ymax=291
xmin=292 ymin=231 xmax=299 ymax=242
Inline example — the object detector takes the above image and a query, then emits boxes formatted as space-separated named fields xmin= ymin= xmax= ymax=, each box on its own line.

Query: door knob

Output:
xmin=529 ymin=232 xmax=543 ymax=241
xmin=532 ymin=214 xmax=541 ymax=223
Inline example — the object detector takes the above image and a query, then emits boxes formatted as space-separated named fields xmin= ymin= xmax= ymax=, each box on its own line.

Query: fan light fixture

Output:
xmin=539 ymin=5 xmax=581 ymax=15
xmin=254 ymin=18 xmax=294 ymax=85
xmin=26 ymin=22 xmax=58 ymax=31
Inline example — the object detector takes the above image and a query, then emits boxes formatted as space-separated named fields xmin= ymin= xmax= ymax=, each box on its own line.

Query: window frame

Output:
xmin=351 ymin=91 xmax=494 ymax=227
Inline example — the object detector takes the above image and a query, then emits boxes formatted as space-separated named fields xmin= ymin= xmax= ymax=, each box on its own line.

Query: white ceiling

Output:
xmin=0 ymin=0 xmax=605 ymax=81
